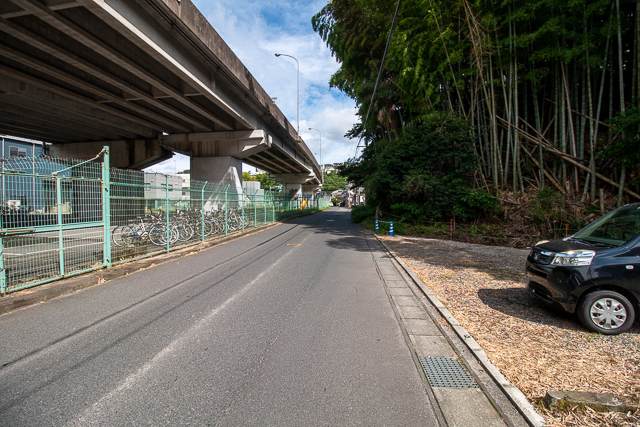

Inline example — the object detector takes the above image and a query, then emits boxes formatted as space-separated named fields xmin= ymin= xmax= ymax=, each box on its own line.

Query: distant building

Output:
xmin=176 ymin=173 xmax=190 ymax=202
xmin=0 ymin=136 xmax=74 ymax=223
xmin=144 ymin=173 xmax=182 ymax=211
xmin=323 ymin=164 xmax=336 ymax=174
xmin=246 ymin=168 xmax=265 ymax=176
xmin=1 ymin=136 xmax=45 ymax=158
xmin=350 ymin=183 xmax=366 ymax=206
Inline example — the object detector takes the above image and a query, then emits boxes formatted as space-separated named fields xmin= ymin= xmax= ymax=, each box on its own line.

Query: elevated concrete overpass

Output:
xmin=0 ymin=0 xmax=321 ymax=197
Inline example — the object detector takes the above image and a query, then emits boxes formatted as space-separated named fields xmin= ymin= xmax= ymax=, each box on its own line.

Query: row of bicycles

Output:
xmin=111 ymin=207 xmax=255 ymax=247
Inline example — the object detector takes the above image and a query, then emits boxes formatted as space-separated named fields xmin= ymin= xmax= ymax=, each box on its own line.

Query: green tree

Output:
xmin=314 ymin=0 xmax=640 ymax=205
xmin=339 ymin=113 xmax=499 ymax=221
xmin=322 ymin=172 xmax=348 ymax=192
xmin=242 ymin=172 xmax=278 ymax=190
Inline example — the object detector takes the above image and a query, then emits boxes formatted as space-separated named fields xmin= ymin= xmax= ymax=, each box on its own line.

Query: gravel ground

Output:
xmin=379 ymin=235 xmax=640 ymax=427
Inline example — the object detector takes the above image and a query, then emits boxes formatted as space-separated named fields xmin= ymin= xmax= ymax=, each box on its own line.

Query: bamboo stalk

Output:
xmin=498 ymin=116 xmax=640 ymax=200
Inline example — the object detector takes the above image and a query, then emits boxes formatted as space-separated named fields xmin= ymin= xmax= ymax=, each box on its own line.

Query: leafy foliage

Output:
xmin=600 ymin=106 xmax=640 ymax=186
xmin=314 ymin=0 xmax=640 ymax=211
xmin=340 ymin=113 xmax=499 ymax=221
xmin=321 ymin=172 xmax=348 ymax=192
xmin=242 ymin=172 xmax=278 ymax=190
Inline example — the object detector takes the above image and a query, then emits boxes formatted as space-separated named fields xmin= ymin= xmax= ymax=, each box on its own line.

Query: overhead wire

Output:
xmin=354 ymin=0 xmax=403 ymax=157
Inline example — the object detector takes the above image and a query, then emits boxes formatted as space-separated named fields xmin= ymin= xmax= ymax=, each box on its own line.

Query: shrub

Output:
xmin=351 ymin=205 xmax=375 ymax=223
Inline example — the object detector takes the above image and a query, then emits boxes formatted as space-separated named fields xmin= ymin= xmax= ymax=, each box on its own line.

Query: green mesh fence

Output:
xmin=0 ymin=152 xmax=108 ymax=294
xmin=0 ymin=149 xmax=327 ymax=294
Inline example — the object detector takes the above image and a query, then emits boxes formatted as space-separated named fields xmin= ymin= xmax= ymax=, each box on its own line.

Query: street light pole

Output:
xmin=275 ymin=53 xmax=299 ymax=134
xmin=308 ymin=127 xmax=322 ymax=184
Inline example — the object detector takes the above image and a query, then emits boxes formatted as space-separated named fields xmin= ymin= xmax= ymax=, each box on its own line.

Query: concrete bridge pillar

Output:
xmin=302 ymin=184 xmax=321 ymax=195
xmin=270 ymin=173 xmax=314 ymax=200
xmin=190 ymin=156 xmax=242 ymax=195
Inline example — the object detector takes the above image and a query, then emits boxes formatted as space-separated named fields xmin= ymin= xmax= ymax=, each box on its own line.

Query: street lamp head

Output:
xmin=274 ymin=53 xmax=281 ymax=57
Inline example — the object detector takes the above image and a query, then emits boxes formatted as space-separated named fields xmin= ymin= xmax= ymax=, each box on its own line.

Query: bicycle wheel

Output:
xmin=194 ymin=219 xmax=214 ymax=238
xmin=148 ymin=225 xmax=167 ymax=246
xmin=175 ymin=222 xmax=194 ymax=242
xmin=201 ymin=219 xmax=214 ymax=237
xmin=212 ymin=217 xmax=225 ymax=234
xmin=120 ymin=225 xmax=137 ymax=246
xmin=111 ymin=226 xmax=128 ymax=247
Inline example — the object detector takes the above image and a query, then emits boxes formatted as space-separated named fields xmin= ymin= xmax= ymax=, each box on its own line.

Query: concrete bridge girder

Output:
xmin=0 ymin=0 xmax=323 ymax=183
xmin=160 ymin=130 xmax=271 ymax=160
xmin=48 ymin=139 xmax=172 ymax=170
xmin=161 ymin=130 xmax=318 ymax=189
xmin=269 ymin=173 xmax=319 ymax=199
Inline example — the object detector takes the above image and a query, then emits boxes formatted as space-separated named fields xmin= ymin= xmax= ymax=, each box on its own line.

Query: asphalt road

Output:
xmin=0 ymin=207 xmax=439 ymax=426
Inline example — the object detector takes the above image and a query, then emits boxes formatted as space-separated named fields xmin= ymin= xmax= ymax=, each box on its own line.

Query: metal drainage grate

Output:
xmin=418 ymin=357 xmax=479 ymax=389
xmin=376 ymin=258 xmax=391 ymax=262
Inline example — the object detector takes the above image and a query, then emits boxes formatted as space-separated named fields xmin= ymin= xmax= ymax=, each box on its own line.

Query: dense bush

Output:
xmin=340 ymin=113 xmax=499 ymax=223
xmin=350 ymin=205 xmax=375 ymax=223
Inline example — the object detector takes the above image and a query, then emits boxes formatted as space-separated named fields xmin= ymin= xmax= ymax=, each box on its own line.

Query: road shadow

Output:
xmin=283 ymin=209 xmax=376 ymax=253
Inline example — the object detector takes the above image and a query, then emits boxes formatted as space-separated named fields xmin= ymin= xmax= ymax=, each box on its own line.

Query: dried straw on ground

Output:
xmin=379 ymin=236 xmax=640 ymax=427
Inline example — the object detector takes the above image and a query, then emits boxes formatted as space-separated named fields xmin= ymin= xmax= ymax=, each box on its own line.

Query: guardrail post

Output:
xmin=375 ymin=219 xmax=379 ymax=232
xmin=102 ymin=146 xmax=111 ymax=267
xmin=389 ymin=221 xmax=394 ymax=236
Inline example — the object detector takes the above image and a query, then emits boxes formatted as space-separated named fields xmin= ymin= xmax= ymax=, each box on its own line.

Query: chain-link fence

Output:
xmin=0 ymin=148 xmax=328 ymax=294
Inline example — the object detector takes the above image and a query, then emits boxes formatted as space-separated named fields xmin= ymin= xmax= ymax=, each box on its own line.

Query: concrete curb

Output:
xmin=0 ymin=206 xmax=328 ymax=315
xmin=0 ymin=223 xmax=282 ymax=316
xmin=375 ymin=235 xmax=545 ymax=427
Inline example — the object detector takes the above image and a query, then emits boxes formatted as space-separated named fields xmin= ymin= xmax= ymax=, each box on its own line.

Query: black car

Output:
xmin=526 ymin=203 xmax=640 ymax=334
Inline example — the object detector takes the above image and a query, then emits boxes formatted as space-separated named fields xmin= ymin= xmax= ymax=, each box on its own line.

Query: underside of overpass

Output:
xmin=0 ymin=0 xmax=321 ymax=195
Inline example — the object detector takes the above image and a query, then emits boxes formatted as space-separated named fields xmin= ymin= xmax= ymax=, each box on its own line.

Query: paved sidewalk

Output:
xmin=364 ymin=231 xmax=540 ymax=427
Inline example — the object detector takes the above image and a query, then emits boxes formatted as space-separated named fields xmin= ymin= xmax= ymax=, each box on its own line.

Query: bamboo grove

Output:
xmin=312 ymin=0 xmax=640 ymax=215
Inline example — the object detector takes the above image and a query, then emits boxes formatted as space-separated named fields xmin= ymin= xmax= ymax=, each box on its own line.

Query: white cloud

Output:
xmin=147 ymin=0 xmax=357 ymax=174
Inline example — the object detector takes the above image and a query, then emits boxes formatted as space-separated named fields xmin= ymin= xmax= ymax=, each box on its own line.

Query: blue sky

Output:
xmin=147 ymin=0 xmax=359 ymax=174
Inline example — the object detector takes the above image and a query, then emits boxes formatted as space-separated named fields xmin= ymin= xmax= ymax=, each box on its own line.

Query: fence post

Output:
xmin=224 ymin=185 xmax=229 ymax=236
xmin=0 ymin=234 xmax=4 ymax=295
xmin=0 ymin=158 xmax=4 ymax=294
xmin=165 ymin=175 xmax=170 ymax=253
xmin=201 ymin=181 xmax=207 ymax=242
xmin=55 ymin=174 xmax=65 ymax=276
xmin=241 ymin=188 xmax=245 ymax=232
xmin=102 ymin=146 xmax=112 ymax=267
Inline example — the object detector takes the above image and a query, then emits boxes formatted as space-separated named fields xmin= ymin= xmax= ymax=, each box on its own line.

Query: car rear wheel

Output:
xmin=577 ymin=291 xmax=635 ymax=335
